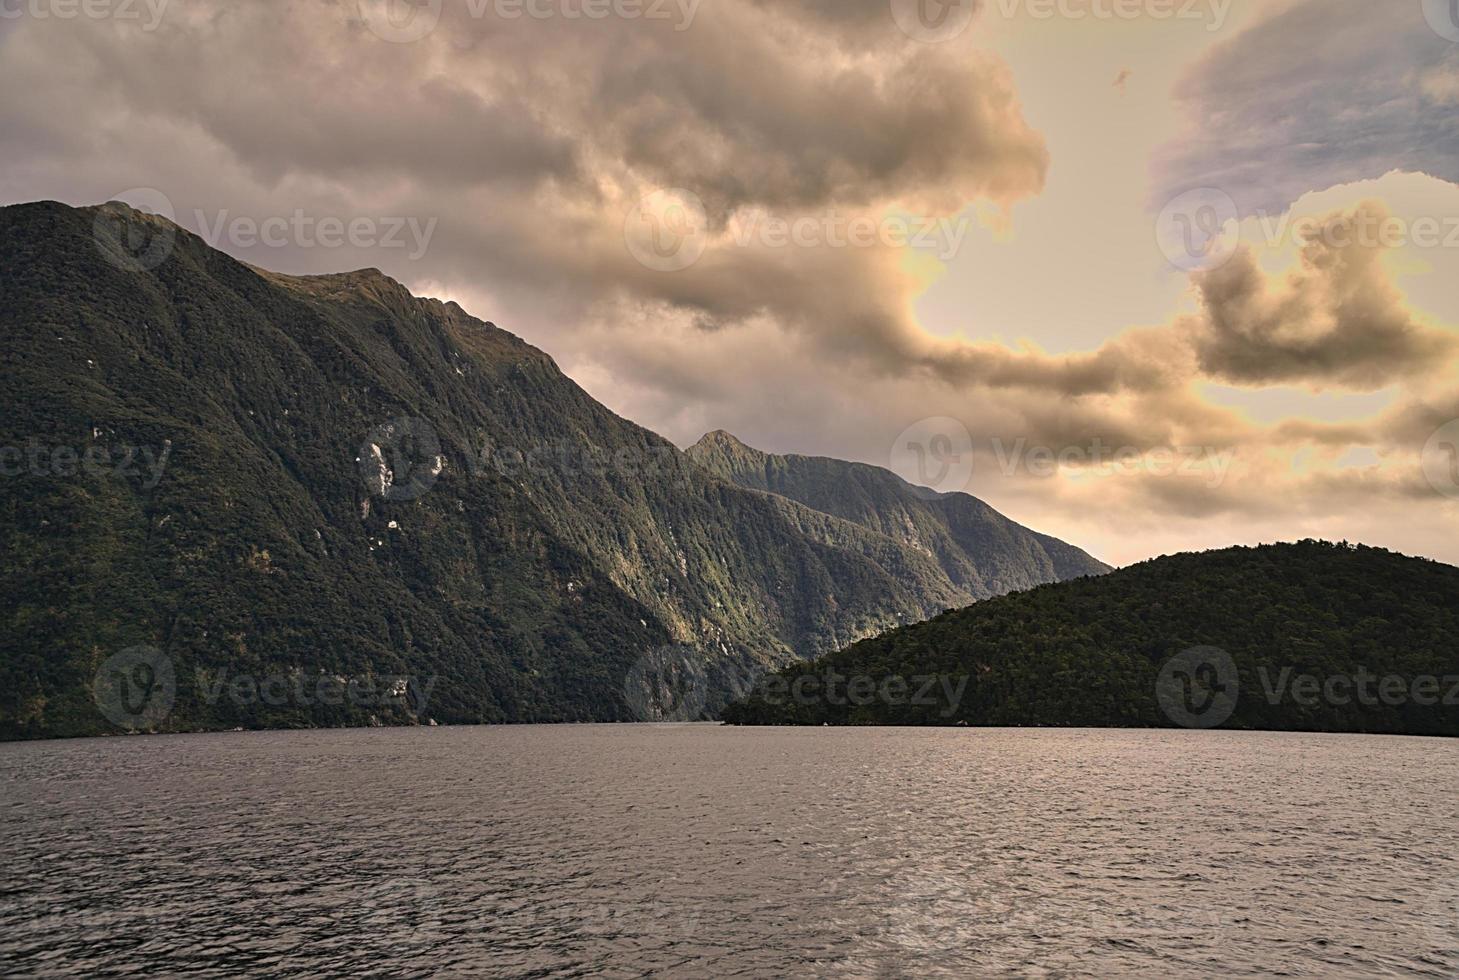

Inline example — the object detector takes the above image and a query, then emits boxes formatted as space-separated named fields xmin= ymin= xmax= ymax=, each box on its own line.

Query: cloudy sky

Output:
xmin=4 ymin=0 xmax=1458 ymax=567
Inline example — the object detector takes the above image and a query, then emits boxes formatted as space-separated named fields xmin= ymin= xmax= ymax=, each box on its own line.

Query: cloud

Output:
xmin=1420 ymin=51 xmax=1459 ymax=105
xmin=1 ymin=1 xmax=1457 ymax=567
xmin=1152 ymin=0 xmax=1459 ymax=216
xmin=2 ymin=0 xmax=1052 ymax=360
xmin=1186 ymin=203 xmax=1458 ymax=389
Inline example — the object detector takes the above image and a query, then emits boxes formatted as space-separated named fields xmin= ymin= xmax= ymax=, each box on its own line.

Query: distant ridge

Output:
xmin=688 ymin=429 xmax=1110 ymax=599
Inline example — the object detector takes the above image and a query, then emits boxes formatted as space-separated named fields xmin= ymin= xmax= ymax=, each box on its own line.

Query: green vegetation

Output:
xmin=0 ymin=201 xmax=1103 ymax=739
xmin=723 ymin=542 xmax=1459 ymax=737
xmin=688 ymin=429 xmax=1109 ymax=598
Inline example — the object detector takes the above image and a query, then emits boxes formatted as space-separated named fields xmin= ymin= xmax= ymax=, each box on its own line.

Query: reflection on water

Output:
xmin=1 ymin=725 xmax=1455 ymax=977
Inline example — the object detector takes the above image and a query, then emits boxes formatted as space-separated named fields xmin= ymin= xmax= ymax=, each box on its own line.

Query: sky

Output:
xmin=2 ymin=0 xmax=1458 ymax=567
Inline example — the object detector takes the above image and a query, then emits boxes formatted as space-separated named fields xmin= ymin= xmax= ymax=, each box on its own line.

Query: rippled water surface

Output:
xmin=1 ymin=726 xmax=1456 ymax=977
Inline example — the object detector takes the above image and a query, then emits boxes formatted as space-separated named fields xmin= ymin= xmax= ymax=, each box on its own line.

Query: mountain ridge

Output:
xmin=0 ymin=200 xmax=1102 ymax=739
xmin=687 ymin=429 xmax=1110 ymax=598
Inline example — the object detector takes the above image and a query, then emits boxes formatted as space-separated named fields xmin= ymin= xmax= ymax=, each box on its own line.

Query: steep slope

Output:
xmin=0 ymin=201 xmax=973 ymax=738
xmin=688 ymin=429 xmax=1110 ymax=597
xmin=722 ymin=541 xmax=1459 ymax=737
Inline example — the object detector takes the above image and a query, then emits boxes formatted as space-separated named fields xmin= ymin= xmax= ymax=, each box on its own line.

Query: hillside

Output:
xmin=0 ymin=201 xmax=1106 ymax=739
xmin=688 ymin=429 xmax=1109 ymax=597
xmin=722 ymin=542 xmax=1459 ymax=737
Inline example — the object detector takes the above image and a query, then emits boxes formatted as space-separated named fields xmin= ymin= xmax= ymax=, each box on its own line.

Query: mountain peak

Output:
xmin=693 ymin=429 xmax=751 ymax=450
xmin=688 ymin=429 xmax=772 ymax=480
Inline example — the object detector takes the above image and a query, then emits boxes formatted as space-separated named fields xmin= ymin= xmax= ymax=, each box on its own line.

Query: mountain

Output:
xmin=722 ymin=541 xmax=1459 ymax=737
xmin=687 ymin=430 xmax=1109 ymax=598
xmin=0 ymin=200 xmax=1101 ymax=740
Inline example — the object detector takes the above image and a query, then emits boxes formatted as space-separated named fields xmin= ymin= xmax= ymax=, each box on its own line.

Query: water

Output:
xmin=1 ymin=726 xmax=1455 ymax=978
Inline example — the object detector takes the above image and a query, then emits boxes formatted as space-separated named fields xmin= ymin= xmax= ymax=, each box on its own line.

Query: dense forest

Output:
xmin=723 ymin=542 xmax=1459 ymax=737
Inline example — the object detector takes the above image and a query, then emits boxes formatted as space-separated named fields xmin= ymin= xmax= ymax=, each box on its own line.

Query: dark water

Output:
xmin=1 ymin=726 xmax=1455 ymax=978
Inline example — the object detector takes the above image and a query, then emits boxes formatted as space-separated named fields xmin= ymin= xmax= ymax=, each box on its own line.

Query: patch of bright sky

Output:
xmin=911 ymin=4 xmax=1280 ymax=351
xmin=1199 ymin=383 xmax=1400 ymax=425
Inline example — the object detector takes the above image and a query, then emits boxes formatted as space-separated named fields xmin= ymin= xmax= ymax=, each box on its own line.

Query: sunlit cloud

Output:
xmin=1 ymin=0 xmax=1456 ymax=568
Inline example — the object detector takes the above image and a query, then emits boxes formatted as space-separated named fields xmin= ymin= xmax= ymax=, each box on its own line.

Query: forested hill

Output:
xmin=722 ymin=542 xmax=1459 ymax=737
